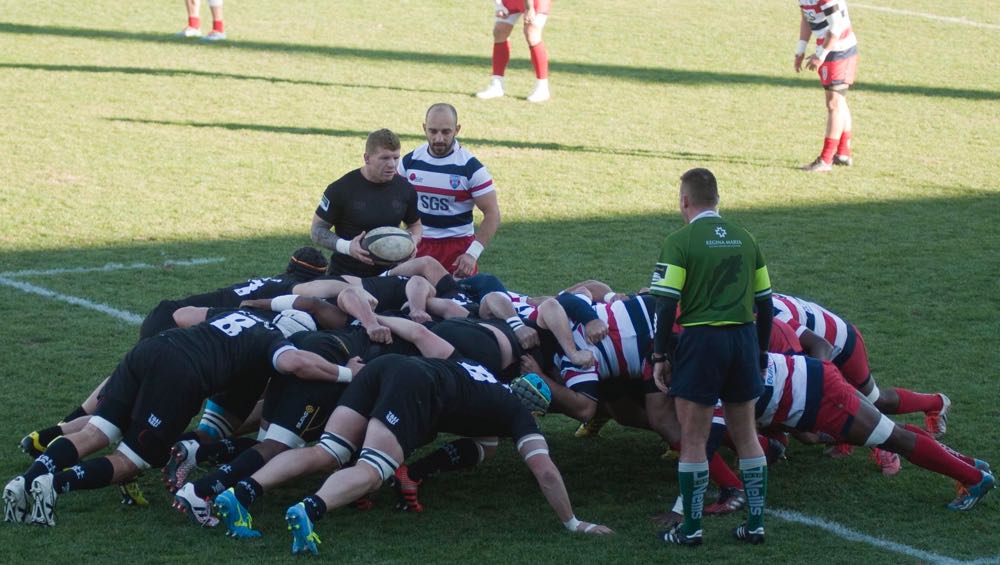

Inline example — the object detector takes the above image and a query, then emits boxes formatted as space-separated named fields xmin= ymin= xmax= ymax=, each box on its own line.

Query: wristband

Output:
xmin=466 ymin=240 xmax=485 ymax=260
xmin=603 ymin=291 xmax=617 ymax=303
xmin=270 ymin=294 xmax=298 ymax=312
xmin=651 ymin=352 xmax=668 ymax=363
xmin=337 ymin=366 xmax=353 ymax=382
xmin=795 ymin=40 xmax=807 ymax=56
xmin=506 ymin=316 xmax=525 ymax=331
xmin=563 ymin=516 xmax=581 ymax=532
xmin=335 ymin=238 xmax=352 ymax=255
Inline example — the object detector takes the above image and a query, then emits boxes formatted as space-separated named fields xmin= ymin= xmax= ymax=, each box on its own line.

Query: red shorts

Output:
xmin=416 ymin=236 xmax=478 ymax=276
xmin=813 ymin=362 xmax=861 ymax=441
xmin=502 ymin=0 xmax=552 ymax=15
xmin=819 ymin=53 xmax=858 ymax=89
xmin=834 ymin=324 xmax=871 ymax=389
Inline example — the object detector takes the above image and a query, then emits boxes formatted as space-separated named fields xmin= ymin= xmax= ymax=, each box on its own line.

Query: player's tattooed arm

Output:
xmin=310 ymin=215 xmax=342 ymax=252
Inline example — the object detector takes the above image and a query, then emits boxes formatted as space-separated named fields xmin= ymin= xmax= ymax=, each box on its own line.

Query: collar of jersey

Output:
xmin=690 ymin=210 xmax=721 ymax=223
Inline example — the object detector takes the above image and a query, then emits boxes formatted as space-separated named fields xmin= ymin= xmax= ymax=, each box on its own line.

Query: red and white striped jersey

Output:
xmin=560 ymin=295 xmax=655 ymax=390
xmin=771 ymin=293 xmax=849 ymax=355
xmin=757 ymin=353 xmax=823 ymax=430
xmin=799 ymin=0 xmax=858 ymax=52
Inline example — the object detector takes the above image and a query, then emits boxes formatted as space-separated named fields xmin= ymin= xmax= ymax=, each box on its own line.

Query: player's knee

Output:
xmin=863 ymin=414 xmax=896 ymax=448
xmin=358 ymin=447 xmax=399 ymax=488
xmin=493 ymin=26 xmax=511 ymax=42
xmin=207 ymin=0 xmax=222 ymax=6
xmin=474 ymin=439 xmax=499 ymax=463
xmin=87 ymin=416 xmax=122 ymax=444
xmin=524 ymin=27 xmax=542 ymax=44
xmin=318 ymin=431 xmax=356 ymax=468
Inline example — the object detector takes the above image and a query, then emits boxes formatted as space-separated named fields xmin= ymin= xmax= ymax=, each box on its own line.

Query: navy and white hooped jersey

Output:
xmin=756 ymin=353 xmax=823 ymax=431
xmin=398 ymin=141 xmax=494 ymax=239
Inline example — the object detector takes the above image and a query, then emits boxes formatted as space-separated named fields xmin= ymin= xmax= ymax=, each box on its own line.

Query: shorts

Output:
xmin=416 ymin=236 xmax=478 ymax=277
xmin=361 ymin=276 xmax=409 ymax=312
xmin=833 ymin=323 xmax=871 ymax=389
xmin=337 ymin=355 xmax=444 ymax=457
xmin=813 ymin=362 xmax=862 ymax=441
xmin=457 ymin=273 xmax=508 ymax=301
xmin=261 ymin=373 xmax=347 ymax=447
xmin=669 ymin=324 xmax=763 ymax=406
xmin=138 ymin=300 xmax=182 ymax=340
xmin=432 ymin=318 xmax=522 ymax=381
xmin=500 ymin=0 xmax=552 ymax=19
xmin=819 ymin=49 xmax=858 ymax=90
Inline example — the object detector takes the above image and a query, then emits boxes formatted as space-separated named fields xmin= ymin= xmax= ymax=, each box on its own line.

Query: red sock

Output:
xmin=894 ymin=389 xmax=943 ymax=415
xmin=492 ymin=41 xmax=510 ymax=76
xmin=903 ymin=425 xmax=975 ymax=466
xmin=529 ymin=41 xmax=549 ymax=79
xmin=709 ymin=452 xmax=742 ymax=489
xmin=188 ymin=16 xmax=200 ymax=29
xmin=820 ymin=137 xmax=838 ymax=164
xmin=213 ymin=20 xmax=224 ymax=33
xmin=837 ymin=130 xmax=852 ymax=156
xmin=905 ymin=433 xmax=981 ymax=485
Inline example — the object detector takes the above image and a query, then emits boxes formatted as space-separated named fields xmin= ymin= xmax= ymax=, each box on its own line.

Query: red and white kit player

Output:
xmin=795 ymin=0 xmax=858 ymax=172
xmin=476 ymin=0 xmax=553 ymax=103
xmin=772 ymin=293 xmax=950 ymax=435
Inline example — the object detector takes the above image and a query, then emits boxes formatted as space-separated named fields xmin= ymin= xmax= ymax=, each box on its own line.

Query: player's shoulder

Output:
xmin=326 ymin=168 xmax=363 ymax=192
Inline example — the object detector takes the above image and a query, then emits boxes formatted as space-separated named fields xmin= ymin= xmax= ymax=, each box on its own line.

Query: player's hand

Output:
xmin=524 ymin=8 xmax=536 ymax=24
xmin=806 ymin=55 xmax=820 ymax=71
xmin=794 ymin=53 xmax=805 ymax=73
xmin=514 ymin=325 xmax=540 ymax=349
xmin=653 ymin=361 xmax=672 ymax=393
xmin=584 ymin=319 xmax=608 ymax=344
xmin=408 ymin=309 xmax=433 ymax=324
xmin=365 ymin=323 xmax=392 ymax=344
xmin=346 ymin=356 xmax=365 ymax=374
xmin=568 ymin=349 xmax=596 ymax=369
xmin=520 ymin=353 xmax=543 ymax=376
xmin=349 ymin=232 xmax=375 ymax=265
xmin=572 ymin=520 xmax=613 ymax=535
xmin=452 ymin=253 xmax=477 ymax=279
xmin=495 ymin=0 xmax=509 ymax=18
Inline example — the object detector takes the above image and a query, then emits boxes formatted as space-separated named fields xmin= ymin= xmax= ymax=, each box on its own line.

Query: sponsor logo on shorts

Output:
xmin=386 ymin=411 xmax=400 ymax=426
xmin=147 ymin=414 xmax=162 ymax=428
xmin=297 ymin=405 xmax=316 ymax=429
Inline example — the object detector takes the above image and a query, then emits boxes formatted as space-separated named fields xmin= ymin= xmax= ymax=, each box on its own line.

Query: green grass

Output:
xmin=1 ymin=1 xmax=998 ymax=563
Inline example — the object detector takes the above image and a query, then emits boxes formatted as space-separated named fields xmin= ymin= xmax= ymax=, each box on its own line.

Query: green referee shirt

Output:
xmin=650 ymin=210 xmax=771 ymax=326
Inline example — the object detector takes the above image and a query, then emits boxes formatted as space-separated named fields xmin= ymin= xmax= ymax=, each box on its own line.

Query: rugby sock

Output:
xmin=903 ymin=425 xmax=975 ymax=466
xmin=893 ymin=388 xmax=943 ymax=415
xmin=905 ymin=433 xmax=981 ymax=485
xmin=53 ymin=458 xmax=114 ymax=493
xmin=837 ymin=130 xmax=853 ymax=156
xmin=35 ymin=425 xmax=64 ymax=448
xmin=23 ymin=437 xmax=79 ymax=485
xmin=739 ymin=456 xmax=768 ymax=532
xmin=61 ymin=405 xmax=89 ymax=423
xmin=301 ymin=495 xmax=327 ymax=522
xmin=197 ymin=437 xmax=259 ymax=465
xmin=528 ymin=42 xmax=549 ymax=79
xmin=234 ymin=478 xmax=263 ymax=509
xmin=820 ymin=137 xmax=838 ymax=164
xmin=492 ymin=41 xmax=510 ymax=76
xmin=193 ymin=449 xmax=266 ymax=498
xmin=434 ymin=275 xmax=460 ymax=298
xmin=212 ymin=19 xmax=224 ymax=33
xmin=709 ymin=453 xmax=742 ymax=490
xmin=188 ymin=16 xmax=200 ymax=29
xmin=407 ymin=439 xmax=481 ymax=482
xmin=677 ymin=460 xmax=709 ymax=535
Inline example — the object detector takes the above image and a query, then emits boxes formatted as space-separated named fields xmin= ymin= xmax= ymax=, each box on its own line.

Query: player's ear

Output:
xmin=363 ymin=152 xmax=370 ymax=164
xmin=454 ymin=124 xmax=462 ymax=135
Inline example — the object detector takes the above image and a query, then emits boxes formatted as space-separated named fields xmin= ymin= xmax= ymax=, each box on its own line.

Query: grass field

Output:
xmin=1 ymin=1 xmax=998 ymax=563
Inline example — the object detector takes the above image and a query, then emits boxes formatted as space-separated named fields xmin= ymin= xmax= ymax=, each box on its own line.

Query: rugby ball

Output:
xmin=362 ymin=227 xmax=415 ymax=265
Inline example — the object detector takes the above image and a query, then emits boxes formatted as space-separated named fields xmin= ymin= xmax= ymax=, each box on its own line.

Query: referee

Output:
xmin=649 ymin=168 xmax=773 ymax=547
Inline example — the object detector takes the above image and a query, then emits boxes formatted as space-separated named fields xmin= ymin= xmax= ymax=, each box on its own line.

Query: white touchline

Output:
xmin=853 ymin=4 xmax=1000 ymax=31
xmin=0 ymin=276 xmax=144 ymax=325
xmin=0 ymin=257 xmax=225 ymax=278
xmin=770 ymin=508 xmax=1000 ymax=565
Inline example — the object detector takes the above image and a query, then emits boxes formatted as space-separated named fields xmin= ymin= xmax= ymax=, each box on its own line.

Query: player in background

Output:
xmin=795 ymin=0 xmax=858 ymax=172
xmin=397 ymin=104 xmax=501 ymax=278
xmin=475 ymin=0 xmax=553 ymax=102
xmin=177 ymin=0 xmax=226 ymax=40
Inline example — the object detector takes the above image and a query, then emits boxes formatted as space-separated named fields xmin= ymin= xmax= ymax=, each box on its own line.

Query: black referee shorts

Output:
xmin=669 ymin=324 xmax=763 ymax=406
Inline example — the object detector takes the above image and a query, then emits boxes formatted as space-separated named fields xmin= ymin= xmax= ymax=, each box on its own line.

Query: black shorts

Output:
xmin=669 ymin=324 xmax=763 ymax=406
xmin=96 ymin=338 xmax=205 ymax=467
xmin=138 ymin=300 xmax=182 ymax=340
xmin=431 ymin=319 xmax=520 ymax=380
xmin=204 ymin=366 xmax=272 ymax=426
xmin=337 ymin=355 xmax=446 ymax=457
xmin=362 ymin=276 xmax=409 ymax=313
xmin=262 ymin=374 xmax=347 ymax=446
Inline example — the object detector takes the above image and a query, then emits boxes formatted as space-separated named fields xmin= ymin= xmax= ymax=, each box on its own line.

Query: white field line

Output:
xmin=770 ymin=508 xmax=1000 ymax=565
xmin=853 ymin=4 xmax=1000 ymax=30
xmin=0 ymin=257 xmax=225 ymax=278
xmin=0 ymin=276 xmax=143 ymax=324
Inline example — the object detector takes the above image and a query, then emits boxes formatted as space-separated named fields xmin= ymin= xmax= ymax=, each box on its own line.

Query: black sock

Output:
xmin=53 ymin=458 xmax=115 ymax=493
xmin=23 ymin=437 xmax=80 ymax=484
xmin=60 ymin=405 xmax=88 ymax=423
xmin=234 ymin=478 xmax=263 ymax=509
xmin=193 ymin=449 xmax=266 ymax=498
xmin=198 ymin=437 xmax=259 ymax=465
xmin=301 ymin=495 xmax=327 ymax=522
xmin=35 ymin=425 xmax=64 ymax=447
xmin=435 ymin=275 xmax=460 ymax=298
xmin=408 ymin=438 xmax=480 ymax=482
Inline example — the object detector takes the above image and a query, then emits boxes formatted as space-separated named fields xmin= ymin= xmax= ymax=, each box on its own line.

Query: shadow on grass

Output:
xmin=0 ymin=62 xmax=461 ymax=96
xmin=109 ymin=117 xmax=791 ymax=167
xmin=1 ymin=22 xmax=997 ymax=101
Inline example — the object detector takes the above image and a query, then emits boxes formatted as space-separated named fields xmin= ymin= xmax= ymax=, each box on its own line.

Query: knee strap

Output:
xmin=864 ymin=382 xmax=880 ymax=404
xmin=864 ymin=414 xmax=895 ymax=447
xmin=358 ymin=447 xmax=399 ymax=482
xmin=89 ymin=416 xmax=122 ymax=443
xmin=318 ymin=432 xmax=356 ymax=466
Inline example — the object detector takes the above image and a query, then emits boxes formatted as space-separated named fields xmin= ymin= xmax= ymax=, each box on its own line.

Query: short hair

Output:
xmin=365 ymin=128 xmax=401 ymax=155
xmin=679 ymin=168 xmax=719 ymax=206
xmin=425 ymin=103 xmax=458 ymax=124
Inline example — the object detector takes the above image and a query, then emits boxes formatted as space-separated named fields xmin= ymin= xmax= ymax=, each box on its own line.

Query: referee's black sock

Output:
xmin=408 ymin=438 xmax=481 ymax=482
xmin=23 ymin=437 xmax=80 ymax=485
xmin=193 ymin=449 xmax=266 ymax=498
xmin=53 ymin=457 xmax=115 ymax=492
